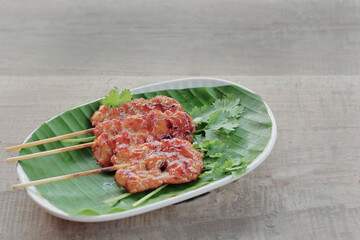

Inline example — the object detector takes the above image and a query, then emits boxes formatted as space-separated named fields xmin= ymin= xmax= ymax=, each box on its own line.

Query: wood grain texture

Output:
xmin=1 ymin=76 xmax=360 ymax=240
xmin=0 ymin=0 xmax=360 ymax=76
xmin=1 ymin=0 xmax=360 ymax=239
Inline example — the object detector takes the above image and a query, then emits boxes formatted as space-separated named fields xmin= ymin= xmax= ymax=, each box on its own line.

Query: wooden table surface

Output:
xmin=1 ymin=1 xmax=360 ymax=240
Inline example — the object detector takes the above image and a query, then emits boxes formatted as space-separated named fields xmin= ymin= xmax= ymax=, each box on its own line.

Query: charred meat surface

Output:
xmin=92 ymin=110 xmax=195 ymax=167
xmin=113 ymin=138 xmax=204 ymax=193
xmin=91 ymin=95 xmax=185 ymax=126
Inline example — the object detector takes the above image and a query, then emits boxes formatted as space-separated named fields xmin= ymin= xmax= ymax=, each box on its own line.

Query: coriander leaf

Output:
xmin=119 ymin=89 xmax=132 ymax=104
xmin=199 ymin=171 xmax=212 ymax=179
xmin=232 ymin=105 xmax=245 ymax=117
xmin=202 ymin=139 xmax=228 ymax=158
xmin=224 ymin=159 xmax=233 ymax=169
xmin=203 ymin=153 xmax=229 ymax=166
xmin=204 ymin=127 xmax=231 ymax=145
xmin=101 ymin=87 xmax=121 ymax=107
xmin=212 ymin=162 xmax=226 ymax=180
xmin=205 ymin=111 xmax=238 ymax=133
xmin=219 ymin=118 xmax=238 ymax=133
xmin=101 ymin=87 xmax=132 ymax=107
xmin=225 ymin=155 xmax=243 ymax=167
xmin=213 ymin=94 xmax=239 ymax=111
xmin=190 ymin=94 xmax=249 ymax=180
xmin=192 ymin=134 xmax=206 ymax=151
xmin=194 ymin=122 xmax=207 ymax=134
xmin=203 ymin=160 xmax=217 ymax=170
xmin=206 ymin=111 xmax=231 ymax=131
xmin=202 ymin=111 xmax=238 ymax=142
xmin=213 ymin=95 xmax=245 ymax=118
xmin=190 ymin=105 xmax=215 ymax=124
xmin=230 ymin=167 xmax=247 ymax=177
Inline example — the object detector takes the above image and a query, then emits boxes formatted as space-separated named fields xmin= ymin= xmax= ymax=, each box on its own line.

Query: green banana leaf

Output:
xmin=18 ymin=85 xmax=272 ymax=216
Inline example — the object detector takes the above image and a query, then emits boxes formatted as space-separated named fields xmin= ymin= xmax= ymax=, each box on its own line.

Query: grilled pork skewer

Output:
xmin=9 ymin=94 xmax=204 ymax=195
xmin=12 ymin=163 xmax=133 ymax=189
xmin=113 ymin=138 xmax=203 ymax=193
xmin=7 ymin=110 xmax=195 ymax=163
xmin=7 ymin=95 xmax=185 ymax=152
xmin=93 ymin=109 xmax=195 ymax=167
xmin=91 ymin=95 xmax=185 ymax=126
xmin=12 ymin=138 xmax=203 ymax=193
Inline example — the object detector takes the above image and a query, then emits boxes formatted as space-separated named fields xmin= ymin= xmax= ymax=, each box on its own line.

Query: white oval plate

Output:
xmin=16 ymin=77 xmax=277 ymax=222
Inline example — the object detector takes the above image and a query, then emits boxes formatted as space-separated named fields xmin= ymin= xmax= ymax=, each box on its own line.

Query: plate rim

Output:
xmin=16 ymin=77 xmax=277 ymax=222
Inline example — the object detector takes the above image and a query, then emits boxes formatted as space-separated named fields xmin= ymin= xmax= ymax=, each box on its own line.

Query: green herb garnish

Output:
xmin=191 ymin=95 xmax=247 ymax=181
xmin=101 ymin=87 xmax=132 ymax=107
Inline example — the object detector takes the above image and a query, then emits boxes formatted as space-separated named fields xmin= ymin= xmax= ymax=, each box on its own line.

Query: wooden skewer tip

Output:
xmin=12 ymin=163 xmax=132 ymax=189
xmin=6 ymin=128 xmax=94 ymax=152
xmin=6 ymin=142 xmax=94 ymax=163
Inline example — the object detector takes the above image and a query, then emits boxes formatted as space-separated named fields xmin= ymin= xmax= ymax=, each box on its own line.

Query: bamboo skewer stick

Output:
xmin=6 ymin=128 xmax=95 ymax=152
xmin=12 ymin=163 xmax=132 ymax=189
xmin=6 ymin=142 xmax=95 ymax=163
